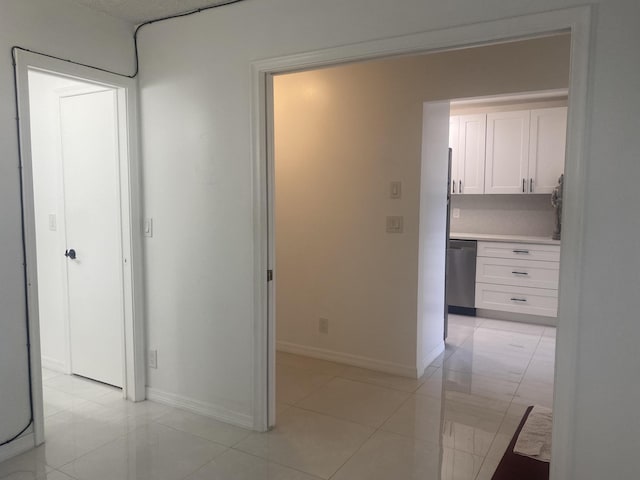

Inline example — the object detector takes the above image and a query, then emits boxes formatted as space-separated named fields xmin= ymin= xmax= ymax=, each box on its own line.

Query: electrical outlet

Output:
xmin=452 ymin=208 xmax=461 ymax=219
xmin=319 ymin=318 xmax=329 ymax=334
xmin=386 ymin=216 xmax=403 ymax=233
xmin=148 ymin=349 xmax=158 ymax=369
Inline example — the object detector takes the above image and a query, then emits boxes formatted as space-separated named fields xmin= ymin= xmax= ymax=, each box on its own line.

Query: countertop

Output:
xmin=450 ymin=232 xmax=561 ymax=246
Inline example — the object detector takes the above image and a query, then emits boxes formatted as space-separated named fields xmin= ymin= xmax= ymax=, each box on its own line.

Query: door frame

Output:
xmin=15 ymin=50 xmax=146 ymax=445
xmin=250 ymin=6 xmax=592 ymax=480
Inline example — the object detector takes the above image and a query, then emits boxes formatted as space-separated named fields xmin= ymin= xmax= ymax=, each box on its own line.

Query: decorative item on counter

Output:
xmin=551 ymin=174 xmax=564 ymax=240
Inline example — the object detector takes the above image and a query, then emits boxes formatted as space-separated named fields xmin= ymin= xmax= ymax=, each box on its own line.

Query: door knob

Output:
xmin=64 ymin=249 xmax=77 ymax=260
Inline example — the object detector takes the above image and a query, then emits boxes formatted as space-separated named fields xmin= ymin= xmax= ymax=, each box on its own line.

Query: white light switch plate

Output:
xmin=390 ymin=181 xmax=402 ymax=199
xmin=48 ymin=214 xmax=57 ymax=231
xmin=143 ymin=218 xmax=153 ymax=237
xmin=452 ymin=208 xmax=461 ymax=219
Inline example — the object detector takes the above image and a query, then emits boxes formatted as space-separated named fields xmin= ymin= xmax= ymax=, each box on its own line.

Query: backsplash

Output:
xmin=450 ymin=194 xmax=555 ymax=237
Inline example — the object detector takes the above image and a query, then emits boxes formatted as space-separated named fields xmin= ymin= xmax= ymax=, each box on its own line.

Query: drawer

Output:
xmin=477 ymin=241 xmax=560 ymax=262
xmin=476 ymin=257 xmax=559 ymax=289
xmin=475 ymin=283 xmax=558 ymax=317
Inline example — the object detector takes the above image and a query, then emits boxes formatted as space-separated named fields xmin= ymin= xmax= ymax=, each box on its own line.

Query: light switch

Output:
xmin=143 ymin=218 xmax=153 ymax=237
xmin=386 ymin=216 xmax=403 ymax=233
xmin=48 ymin=214 xmax=57 ymax=231
xmin=452 ymin=208 xmax=461 ymax=219
xmin=390 ymin=181 xmax=402 ymax=199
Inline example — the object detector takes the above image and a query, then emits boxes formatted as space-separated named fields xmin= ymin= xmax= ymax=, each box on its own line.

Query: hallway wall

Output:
xmin=0 ymin=0 xmax=133 ymax=459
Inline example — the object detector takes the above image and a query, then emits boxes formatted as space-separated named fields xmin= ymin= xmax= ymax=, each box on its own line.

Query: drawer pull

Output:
xmin=512 ymin=271 xmax=529 ymax=276
xmin=512 ymin=249 xmax=530 ymax=254
xmin=510 ymin=297 xmax=528 ymax=302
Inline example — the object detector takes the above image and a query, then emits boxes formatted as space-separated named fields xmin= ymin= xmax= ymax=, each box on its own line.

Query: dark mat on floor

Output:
xmin=491 ymin=406 xmax=550 ymax=480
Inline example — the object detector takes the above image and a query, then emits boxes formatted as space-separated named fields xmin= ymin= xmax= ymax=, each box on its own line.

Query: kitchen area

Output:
xmin=446 ymin=91 xmax=566 ymax=327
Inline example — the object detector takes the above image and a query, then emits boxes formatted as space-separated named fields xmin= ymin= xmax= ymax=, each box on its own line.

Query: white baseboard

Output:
xmin=41 ymin=356 xmax=66 ymax=373
xmin=146 ymin=387 xmax=253 ymax=430
xmin=0 ymin=432 xmax=34 ymax=463
xmin=277 ymin=341 xmax=418 ymax=378
xmin=419 ymin=341 xmax=445 ymax=378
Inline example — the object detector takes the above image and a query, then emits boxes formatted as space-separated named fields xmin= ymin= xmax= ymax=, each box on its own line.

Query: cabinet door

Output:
xmin=528 ymin=107 xmax=567 ymax=193
xmin=485 ymin=110 xmax=530 ymax=194
xmin=458 ymin=114 xmax=486 ymax=194
xmin=449 ymin=116 xmax=460 ymax=194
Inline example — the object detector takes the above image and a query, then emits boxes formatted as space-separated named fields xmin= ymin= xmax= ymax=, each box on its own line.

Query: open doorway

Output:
xmin=14 ymin=50 xmax=145 ymax=446
xmin=259 ymin=28 xmax=578 ymax=479
xmin=29 ymin=70 xmax=126 ymax=401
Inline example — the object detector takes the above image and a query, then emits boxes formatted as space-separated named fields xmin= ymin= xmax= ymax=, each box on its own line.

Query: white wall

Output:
xmin=416 ymin=101 xmax=450 ymax=375
xmin=273 ymin=37 xmax=569 ymax=376
xmin=137 ymin=0 xmax=640 ymax=477
xmin=28 ymin=72 xmax=95 ymax=373
xmin=0 ymin=0 xmax=133 ymax=458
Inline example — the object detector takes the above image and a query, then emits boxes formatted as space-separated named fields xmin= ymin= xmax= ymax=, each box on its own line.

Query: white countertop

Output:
xmin=450 ymin=232 xmax=561 ymax=246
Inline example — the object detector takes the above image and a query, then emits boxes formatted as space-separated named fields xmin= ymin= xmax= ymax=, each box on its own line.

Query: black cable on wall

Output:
xmin=1 ymin=0 xmax=248 ymax=448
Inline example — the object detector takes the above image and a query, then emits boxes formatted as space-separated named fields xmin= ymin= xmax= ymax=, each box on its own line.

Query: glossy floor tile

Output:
xmin=1 ymin=315 xmax=555 ymax=480
xmin=235 ymin=407 xmax=374 ymax=479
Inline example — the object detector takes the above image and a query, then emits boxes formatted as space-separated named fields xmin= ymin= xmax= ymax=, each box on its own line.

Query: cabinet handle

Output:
xmin=510 ymin=297 xmax=528 ymax=302
xmin=452 ymin=180 xmax=455 ymax=194
xmin=512 ymin=249 xmax=530 ymax=254
xmin=512 ymin=271 xmax=529 ymax=276
xmin=459 ymin=180 xmax=462 ymax=194
xmin=530 ymin=178 xmax=533 ymax=193
xmin=522 ymin=178 xmax=525 ymax=193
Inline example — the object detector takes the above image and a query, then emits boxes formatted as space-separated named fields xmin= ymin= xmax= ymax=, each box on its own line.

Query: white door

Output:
xmin=458 ymin=114 xmax=486 ymax=194
xmin=528 ymin=107 xmax=567 ymax=193
xmin=60 ymin=89 xmax=123 ymax=388
xmin=485 ymin=110 xmax=530 ymax=194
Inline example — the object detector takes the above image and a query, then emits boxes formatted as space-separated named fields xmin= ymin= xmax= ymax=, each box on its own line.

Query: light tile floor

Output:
xmin=1 ymin=314 xmax=555 ymax=479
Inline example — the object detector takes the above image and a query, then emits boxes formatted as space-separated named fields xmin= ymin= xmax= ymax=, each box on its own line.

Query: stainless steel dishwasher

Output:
xmin=446 ymin=239 xmax=477 ymax=316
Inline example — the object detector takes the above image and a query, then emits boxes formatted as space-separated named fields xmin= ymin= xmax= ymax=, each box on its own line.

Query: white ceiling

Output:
xmin=70 ymin=0 xmax=235 ymax=24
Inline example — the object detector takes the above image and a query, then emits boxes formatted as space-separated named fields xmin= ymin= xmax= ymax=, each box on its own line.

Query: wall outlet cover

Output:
xmin=386 ymin=216 xmax=403 ymax=233
xmin=319 ymin=318 xmax=329 ymax=334
xmin=148 ymin=349 xmax=158 ymax=369
xmin=452 ymin=208 xmax=461 ymax=219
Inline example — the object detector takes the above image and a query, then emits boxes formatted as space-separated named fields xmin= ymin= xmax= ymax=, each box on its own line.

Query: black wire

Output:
xmin=14 ymin=0 xmax=247 ymax=80
xmin=1 ymin=48 xmax=36 ymax=448
xmin=2 ymin=0 xmax=247 ymax=448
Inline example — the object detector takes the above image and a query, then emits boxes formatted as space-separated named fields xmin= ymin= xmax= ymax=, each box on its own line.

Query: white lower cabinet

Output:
xmin=475 ymin=241 xmax=560 ymax=318
xmin=476 ymin=283 xmax=558 ymax=317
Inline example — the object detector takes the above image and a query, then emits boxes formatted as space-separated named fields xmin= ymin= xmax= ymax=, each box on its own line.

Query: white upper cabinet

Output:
xmin=449 ymin=114 xmax=486 ymax=194
xmin=485 ymin=110 xmax=530 ymax=194
xmin=528 ymin=107 xmax=567 ymax=193
xmin=450 ymin=102 xmax=567 ymax=195
xmin=449 ymin=116 xmax=460 ymax=194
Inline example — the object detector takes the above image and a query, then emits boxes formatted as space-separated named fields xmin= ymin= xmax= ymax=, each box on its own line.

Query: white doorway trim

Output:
xmin=14 ymin=50 xmax=146 ymax=445
xmin=251 ymin=7 xmax=592 ymax=480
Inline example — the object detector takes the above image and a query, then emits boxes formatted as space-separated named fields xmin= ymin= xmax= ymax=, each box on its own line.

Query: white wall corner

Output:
xmin=146 ymin=387 xmax=254 ymax=430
